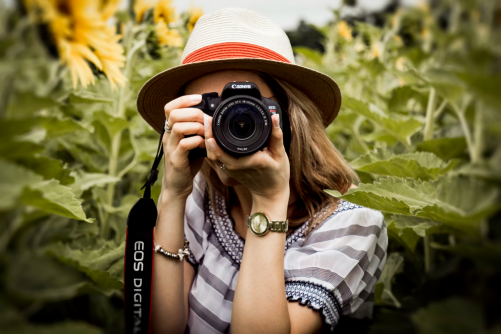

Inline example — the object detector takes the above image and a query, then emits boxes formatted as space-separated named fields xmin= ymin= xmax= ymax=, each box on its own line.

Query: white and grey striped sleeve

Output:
xmin=284 ymin=203 xmax=388 ymax=332
xmin=183 ymin=172 xmax=208 ymax=269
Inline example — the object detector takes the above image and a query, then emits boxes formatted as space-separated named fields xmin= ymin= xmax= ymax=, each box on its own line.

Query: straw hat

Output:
xmin=137 ymin=7 xmax=341 ymax=133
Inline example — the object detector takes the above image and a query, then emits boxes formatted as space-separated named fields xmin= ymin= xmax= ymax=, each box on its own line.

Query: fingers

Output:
xmin=267 ymin=114 xmax=285 ymax=158
xmin=167 ymin=108 xmax=205 ymax=128
xmin=164 ymin=95 xmax=202 ymax=120
xmin=168 ymin=122 xmax=205 ymax=151
xmin=171 ymin=135 xmax=205 ymax=166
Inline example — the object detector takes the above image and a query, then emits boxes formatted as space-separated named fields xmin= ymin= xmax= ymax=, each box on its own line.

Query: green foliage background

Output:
xmin=1 ymin=1 xmax=500 ymax=333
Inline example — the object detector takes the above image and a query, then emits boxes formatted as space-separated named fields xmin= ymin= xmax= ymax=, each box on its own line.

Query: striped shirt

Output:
xmin=182 ymin=173 xmax=388 ymax=333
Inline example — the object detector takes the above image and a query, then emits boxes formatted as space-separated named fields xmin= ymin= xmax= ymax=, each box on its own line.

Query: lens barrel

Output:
xmin=212 ymin=96 xmax=272 ymax=156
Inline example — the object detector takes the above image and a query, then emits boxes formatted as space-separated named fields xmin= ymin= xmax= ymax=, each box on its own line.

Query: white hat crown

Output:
xmin=181 ymin=8 xmax=296 ymax=64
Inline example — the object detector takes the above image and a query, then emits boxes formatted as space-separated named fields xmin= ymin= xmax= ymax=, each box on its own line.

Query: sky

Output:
xmin=173 ymin=0 xmax=423 ymax=30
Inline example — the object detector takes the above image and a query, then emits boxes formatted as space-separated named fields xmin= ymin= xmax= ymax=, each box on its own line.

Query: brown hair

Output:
xmin=200 ymin=73 xmax=359 ymax=236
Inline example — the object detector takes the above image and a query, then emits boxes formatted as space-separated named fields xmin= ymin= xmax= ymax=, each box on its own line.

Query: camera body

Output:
xmin=188 ymin=81 xmax=291 ymax=159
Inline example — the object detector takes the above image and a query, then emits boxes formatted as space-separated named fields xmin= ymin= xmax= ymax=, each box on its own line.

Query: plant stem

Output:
xmin=448 ymin=235 xmax=456 ymax=246
xmin=101 ymin=33 xmax=145 ymax=239
xmin=472 ymin=101 xmax=484 ymax=163
xmin=118 ymin=154 xmax=139 ymax=179
xmin=433 ymin=99 xmax=447 ymax=120
xmin=354 ymin=116 xmax=370 ymax=153
xmin=423 ymin=89 xmax=435 ymax=270
xmin=424 ymin=234 xmax=432 ymax=273
xmin=451 ymin=100 xmax=476 ymax=163
xmin=424 ymin=88 xmax=436 ymax=141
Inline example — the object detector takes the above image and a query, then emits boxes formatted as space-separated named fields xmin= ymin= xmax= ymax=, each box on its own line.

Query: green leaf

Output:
xmin=42 ymin=117 xmax=87 ymax=138
xmin=5 ymin=251 xmax=104 ymax=302
xmin=424 ymin=69 xmax=465 ymax=103
xmin=411 ymin=298 xmax=484 ymax=334
xmin=416 ymin=137 xmax=467 ymax=161
xmin=325 ymin=175 xmax=500 ymax=235
xmin=0 ymin=118 xmax=44 ymax=139
xmin=130 ymin=134 xmax=159 ymax=162
xmin=46 ymin=241 xmax=125 ymax=290
xmin=0 ymin=141 xmax=44 ymax=160
xmin=431 ymin=242 xmax=501 ymax=268
xmin=70 ymin=172 xmax=120 ymax=196
xmin=388 ymin=86 xmax=427 ymax=112
xmin=15 ymin=155 xmax=74 ymax=184
xmin=375 ymin=252 xmax=404 ymax=308
xmin=6 ymin=91 xmax=59 ymax=117
xmin=59 ymin=138 xmax=109 ymax=172
xmin=94 ymin=111 xmax=129 ymax=137
xmin=360 ymin=129 xmax=399 ymax=145
xmin=69 ymin=90 xmax=113 ymax=104
xmin=20 ymin=179 xmax=93 ymax=223
xmin=0 ymin=159 xmax=43 ymax=210
xmin=453 ymin=148 xmax=501 ymax=182
xmin=343 ymin=95 xmax=422 ymax=146
xmin=293 ymin=47 xmax=323 ymax=66
xmin=350 ymin=149 xmax=458 ymax=180
xmin=456 ymin=73 xmax=501 ymax=111
xmin=354 ymin=21 xmax=383 ymax=44
xmin=391 ymin=215 xmax=443 ymax=237
xmin=360 ymin=58 xmax=386 ymax=78
xmin=388 ymin=220 xmax=421 ymax=251
xmin=385 ymin=219 xmax=424 ymax=272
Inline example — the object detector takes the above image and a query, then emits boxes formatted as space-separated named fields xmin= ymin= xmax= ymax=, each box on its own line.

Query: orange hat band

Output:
xmin=182 ymin=42 xmax=292 ymax=65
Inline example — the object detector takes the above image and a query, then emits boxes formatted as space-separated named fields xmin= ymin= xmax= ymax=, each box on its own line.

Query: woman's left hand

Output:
xmin=204 ymin=113 xmax=290 ymax=205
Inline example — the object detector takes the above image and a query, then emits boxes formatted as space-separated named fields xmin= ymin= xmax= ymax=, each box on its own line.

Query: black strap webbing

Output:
xmin=124 ymin=127 xmax=165 ymax=334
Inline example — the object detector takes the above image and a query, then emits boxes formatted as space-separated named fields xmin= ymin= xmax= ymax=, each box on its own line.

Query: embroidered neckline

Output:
xmin=207 ymin=191 xmax=361 ymax=267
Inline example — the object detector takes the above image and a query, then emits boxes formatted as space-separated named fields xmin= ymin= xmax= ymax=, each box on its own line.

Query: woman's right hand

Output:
xmin=161 ymin=94 xmax=205 ymax=200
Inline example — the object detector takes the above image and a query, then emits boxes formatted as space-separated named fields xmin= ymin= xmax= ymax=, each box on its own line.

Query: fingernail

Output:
xmin=274 ymin=114 xmax=280 ymax=128
xmin=204 ymin=114 xmax=209 ymax=130
xmin=207 ymin=138 xmax=216 ymax=151
xmin=190 ymin=94 xmax=202 ymax=102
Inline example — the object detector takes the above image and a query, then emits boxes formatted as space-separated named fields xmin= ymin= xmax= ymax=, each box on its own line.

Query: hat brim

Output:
xmin=136 ymin=57 xmax=341 ymax=133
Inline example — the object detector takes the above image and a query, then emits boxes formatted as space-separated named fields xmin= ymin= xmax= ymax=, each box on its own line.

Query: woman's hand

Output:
xmin=161 ymin=94 xmax=206 ymax=200
xmin=204 ymin=113 xmax=290 ymax=206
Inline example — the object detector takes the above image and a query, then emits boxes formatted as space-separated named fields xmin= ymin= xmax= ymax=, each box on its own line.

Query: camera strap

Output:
xmin=124 ymin=128 xmax=164 ymax=334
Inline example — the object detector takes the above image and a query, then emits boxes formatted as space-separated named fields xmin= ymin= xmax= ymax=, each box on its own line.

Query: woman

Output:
xmin=136 ymin=8 xmax=388 ymax=334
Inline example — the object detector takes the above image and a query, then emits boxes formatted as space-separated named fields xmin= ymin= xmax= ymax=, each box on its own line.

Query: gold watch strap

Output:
xmin=269 ymin=219 xmax=289 ymax=233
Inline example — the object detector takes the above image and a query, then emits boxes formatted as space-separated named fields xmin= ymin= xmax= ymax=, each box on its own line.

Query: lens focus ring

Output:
xmin=212 ymin=96 xmax=273 ymax=156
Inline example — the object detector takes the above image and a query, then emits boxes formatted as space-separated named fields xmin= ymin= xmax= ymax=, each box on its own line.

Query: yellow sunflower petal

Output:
xmin=60 ymin=41 xmax=96 ymax=89
xmin=154 ymin=0 xmax=177 ymax=24
xmin=101 ymin=0 xmax=120 ymax=20
xmin=155 ymin=20 xmax=182 ymax=47
xmin=337 ymin=21 xmax=353 ymax=42
xmin=25 ymin=0 xmax=127 ymax=90
xmin=134 ymin=0 xmax=155 ymax=23
xmin=187 ymin=6 xmax=203 ymax=32
xmin=71 ymin=43 xmax=103 ymax=70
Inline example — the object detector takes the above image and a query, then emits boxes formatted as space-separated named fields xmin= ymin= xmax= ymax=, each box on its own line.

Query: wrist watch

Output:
xmin=247 ymin=211 xmax=289 ymax=236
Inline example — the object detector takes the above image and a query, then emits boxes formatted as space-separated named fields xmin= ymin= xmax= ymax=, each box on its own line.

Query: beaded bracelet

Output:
xmin=154 ymin=240 xmax=190 ymax=262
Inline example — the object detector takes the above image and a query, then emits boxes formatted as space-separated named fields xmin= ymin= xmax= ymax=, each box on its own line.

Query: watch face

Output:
xmin=250 ymin=212 xmax=269 ymax=236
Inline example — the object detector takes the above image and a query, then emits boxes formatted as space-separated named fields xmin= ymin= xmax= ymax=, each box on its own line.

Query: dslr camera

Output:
xmin=188 ymin=81 xmax=291 ymax=159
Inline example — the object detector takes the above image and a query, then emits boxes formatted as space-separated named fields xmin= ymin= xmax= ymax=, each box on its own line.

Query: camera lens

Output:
xmin=229 ymin=110 xmax=256 ymax=140
xmin=213 ymin=97 xmax=272 ymax=156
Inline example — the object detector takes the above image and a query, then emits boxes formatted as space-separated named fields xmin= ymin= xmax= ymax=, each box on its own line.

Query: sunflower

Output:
xmin=24 ymin=0 xmax=126 ymax=90
xmin=134 ymin=0 xmax=155 ymax=23
xmin=154 ymin=0 xmax=182 ymax=46
xmin=187 ymin=6 xmax=203 ymax=32
xmin=337 ymin=21 xmax=353 ymax=42
xmin=134 ymin=0 xmax=182 ymax=47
